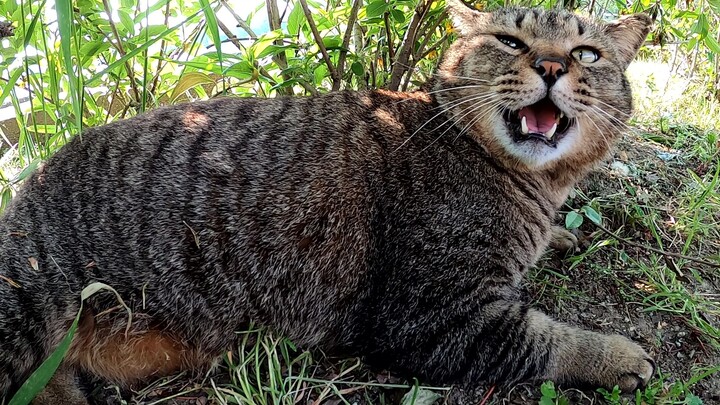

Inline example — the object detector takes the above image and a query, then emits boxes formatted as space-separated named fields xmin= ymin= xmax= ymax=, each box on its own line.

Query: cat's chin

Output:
xmin=491 ymin=118 xmax=580 ymax=170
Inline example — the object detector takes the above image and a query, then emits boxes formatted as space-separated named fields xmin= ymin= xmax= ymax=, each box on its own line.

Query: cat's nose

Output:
xmin=533 ymin=57 xmax=567 ymax=85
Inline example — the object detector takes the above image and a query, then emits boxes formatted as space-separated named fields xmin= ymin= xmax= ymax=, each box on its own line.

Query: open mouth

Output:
xmin=503 ymin=97 xmax=575 ymax=147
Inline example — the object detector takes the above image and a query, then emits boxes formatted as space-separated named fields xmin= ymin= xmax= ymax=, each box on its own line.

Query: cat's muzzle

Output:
xmin=503 ymin=97 xmax=574 ymax=147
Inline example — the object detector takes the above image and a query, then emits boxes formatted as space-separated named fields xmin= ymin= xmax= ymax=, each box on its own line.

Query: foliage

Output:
xmin=0 ymin=0 xmax=719 ymax=209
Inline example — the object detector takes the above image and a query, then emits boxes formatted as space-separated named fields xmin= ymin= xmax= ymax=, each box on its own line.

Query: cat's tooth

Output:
xmin=545 ymin=122 xmax=558 ymax=139
xmin=521 ymin=116 xmax=529 ymax=134
xmin=559 ymin=111 xmax=565 ymax=119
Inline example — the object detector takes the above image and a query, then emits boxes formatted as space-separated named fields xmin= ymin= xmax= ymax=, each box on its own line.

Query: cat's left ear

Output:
xmin=603 ymin=14 xmax=653 ymax=67
xmin=446 ymin=0 xmax=490 ymax=36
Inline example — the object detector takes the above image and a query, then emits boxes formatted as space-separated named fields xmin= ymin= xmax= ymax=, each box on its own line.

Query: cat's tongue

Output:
xmin=519 ymin=103 xmax=557 ymax=133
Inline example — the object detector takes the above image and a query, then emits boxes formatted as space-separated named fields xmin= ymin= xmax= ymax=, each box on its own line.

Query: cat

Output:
xmin=0 ymin=1 xmax=653 ymax=403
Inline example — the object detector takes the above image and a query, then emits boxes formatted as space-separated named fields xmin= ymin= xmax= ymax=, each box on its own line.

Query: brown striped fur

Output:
xmin=0 ymin=1 xmax=653 ymax=403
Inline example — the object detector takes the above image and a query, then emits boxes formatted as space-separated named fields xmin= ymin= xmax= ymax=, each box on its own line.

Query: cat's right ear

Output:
xmin=446 ymin=0 xmax=490 ymax=36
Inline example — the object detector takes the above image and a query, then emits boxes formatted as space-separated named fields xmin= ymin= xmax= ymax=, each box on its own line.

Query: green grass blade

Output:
xmin=0 ymin=68 xmax=23 ymax=106
xmin=87 ymin=9 xmax=203 ymax=85
xmin=55 ymin=0 xmax=83 ymax=133
xmin=199 ymin=0 xmax=222 ymax=63
xmin=198 ymin=0 xmax=223 ymax=93
xmin=22 ymin=0 xmax=47 ymax=48
xmin=7 ymin=283 xmax=129 ymax=405
xmin=7 ymin=310 xmax=81 ymax=405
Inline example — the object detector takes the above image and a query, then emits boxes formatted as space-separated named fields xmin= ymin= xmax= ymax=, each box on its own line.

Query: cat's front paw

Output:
xmin=548 ymin=226 xmax=578 ymax=252
xmin=602 ymin=335 xmax=655 ymax=392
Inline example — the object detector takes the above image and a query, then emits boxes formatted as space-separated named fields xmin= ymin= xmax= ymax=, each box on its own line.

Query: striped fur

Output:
xmin=0 ymin=2 xmax=653 ymax=403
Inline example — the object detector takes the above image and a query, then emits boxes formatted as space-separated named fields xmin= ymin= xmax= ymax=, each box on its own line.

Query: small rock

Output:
xmin=657 ymin=151 xmax=678 ymax=161
xmin=610 ymin=161 xmax=631 ymax=176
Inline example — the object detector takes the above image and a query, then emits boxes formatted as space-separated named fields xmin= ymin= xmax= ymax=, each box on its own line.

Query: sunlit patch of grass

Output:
xmin=628 ymin=58 xmax=720 ymax=140
xmin=635 ymin=260 xmax=720 ymax=348
xmin=201 ymin=327 xmax=450 ymax=405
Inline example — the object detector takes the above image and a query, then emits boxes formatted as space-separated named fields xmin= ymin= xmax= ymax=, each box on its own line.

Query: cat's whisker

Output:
xmin=452 ymin=101 xmax=505 ymax=143
xmin=392 ymin=61 xmax=492 ymax=84
xmin=420 ymin=97 xmax=502 ymax=152
xmin=391 ymin=85 xmax=491 ymax=106
xmin=592 ymin=99 xmax=633 ymax=119
xmin=589 ymin=105 xmax=636 ymax=134
xmin=393 ymin=94 xmax=498 ymax=153
xmin=429 ymin=92 xmax=498 ymax=111
xmin=582 ymin=112 xmax=613 ymax=152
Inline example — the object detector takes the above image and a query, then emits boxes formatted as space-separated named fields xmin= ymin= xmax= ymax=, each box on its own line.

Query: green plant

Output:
xmin=539 ymin=381 xmax=570 ymax=405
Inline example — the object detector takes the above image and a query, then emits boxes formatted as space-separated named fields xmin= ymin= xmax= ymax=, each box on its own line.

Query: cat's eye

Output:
xmin=495 ymin=35 xmax=526 ymax=50
xmin=571 ymin=47 xmax=600 ymax=63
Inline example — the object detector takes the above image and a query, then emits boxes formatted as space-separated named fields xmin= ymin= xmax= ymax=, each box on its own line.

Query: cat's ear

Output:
xmin=446 ymin=0 xmax=490 ymax=36
xmin=603 ymin=14 xmax=652 ymax=67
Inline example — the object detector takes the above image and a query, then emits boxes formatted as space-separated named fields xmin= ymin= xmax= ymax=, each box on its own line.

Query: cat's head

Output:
xmin=436 ymin=0 xmax=651 ymax=174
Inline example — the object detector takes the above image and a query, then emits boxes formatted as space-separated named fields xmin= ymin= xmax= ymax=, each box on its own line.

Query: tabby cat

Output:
xmin=0 ymin=1 xmax=653 ymax=403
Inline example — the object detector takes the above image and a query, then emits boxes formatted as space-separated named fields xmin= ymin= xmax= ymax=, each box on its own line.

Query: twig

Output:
xmin=101 ymin=0 xmax=141 ymax=103
xmin=298 ymin=0 xmax=340 ymax=87
xmin=219 ymin=0 xmax=257 ymax=39
xmin=149 ymin=0 xmax=172 ymax=96
xmin=266 ymin=0 xmax=293 ymax=95
xmin=479 ymin=385 xmax=495 ymax=405
xmin=383 ymin=12 xmax=395 ymax=61
xmin=593 ymin=221 xmax=720 ymax=268
xmin=333 ymin=0 xmax=363 ymax=91
xmin=388 ymin=0 xmax=434 ymax=91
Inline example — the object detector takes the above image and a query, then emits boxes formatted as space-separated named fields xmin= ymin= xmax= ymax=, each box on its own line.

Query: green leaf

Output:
xmin=581 ymin=205 xmax=602 ymax=225
xmin=169 ymin=71 xmax=216 ymax=103
xmin=686 ymin=393 xmax=703 ymax=405
xmin=118 ymin=9 xmax=135 ymax=35
xmin=287 ymin=1 xmax=305 ymax=36
xmin=11 ymin=158 xmax=41 ymax=183
xmin=540 ymin=381 xmax=557 ymax=398
xmin=704 ymin=35 xmax=720 ymax=54
xmin=565 ymin=211 xmax=583 ymax=230
xmin=314 ymin=63 xmax=328 ymax=85
xmin=79 ymin=40 xmax=111 ymax=63
xmin=400 ymin=387 xmax=442 ymax=405
xmin=391 ymin=8 xmax=406 ymax=23
xmin=351 ymin=61 xmax=364 ymax=76
xmin=366 ymin=0 xmax=388 ymax=18
xmin=199 ymin=0 xmax=222 ymax=66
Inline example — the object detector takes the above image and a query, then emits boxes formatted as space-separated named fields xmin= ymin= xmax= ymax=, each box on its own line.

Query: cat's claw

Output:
xmin=549 ymin=226 xmax=579 ymax=252
xmin=605 ymin=336 xmax=656 ymax=392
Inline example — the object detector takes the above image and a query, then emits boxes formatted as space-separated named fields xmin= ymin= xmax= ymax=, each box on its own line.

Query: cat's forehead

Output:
xmin=488 ymin=8 xmax=597 ymax=40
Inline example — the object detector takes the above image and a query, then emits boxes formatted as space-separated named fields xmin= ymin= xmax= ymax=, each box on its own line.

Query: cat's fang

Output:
xmin=521 ymin=116 xmax=529 ymax=134
xmin=545 ymin=123 xmax=557 ymax=139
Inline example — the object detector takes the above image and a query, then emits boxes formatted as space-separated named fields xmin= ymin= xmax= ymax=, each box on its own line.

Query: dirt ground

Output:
xmin=93 ymin=133 xmax=719 ymax=405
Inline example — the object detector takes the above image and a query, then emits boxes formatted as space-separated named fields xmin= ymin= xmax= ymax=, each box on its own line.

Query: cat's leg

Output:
xmin=32 ymin=366 xmax=89 ymax=405
xmin=389 ymin=301 xmax=653 ymax=392
xmin=65 ymin=312 xmax=218 ymax=390
xmin=549 ymin=225 xmax=578 ymax=252
xmin=0 ymin=279 xmax=88 ymax=404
